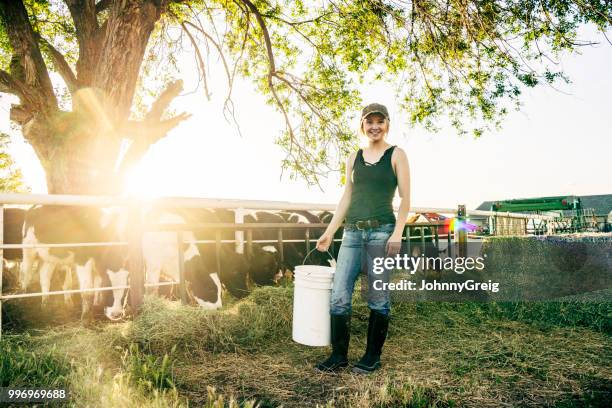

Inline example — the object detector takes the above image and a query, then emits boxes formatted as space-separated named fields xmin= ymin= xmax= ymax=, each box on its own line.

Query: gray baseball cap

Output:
xmin=361 ymin=103 xmax=390 ymax=120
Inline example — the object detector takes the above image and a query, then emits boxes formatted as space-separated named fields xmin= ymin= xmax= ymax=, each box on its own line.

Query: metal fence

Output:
xmin=0 ymin=193 xmax=556 ymax=338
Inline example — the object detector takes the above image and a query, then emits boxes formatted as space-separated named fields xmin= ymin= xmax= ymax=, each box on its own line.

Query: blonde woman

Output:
xmin=316 ymin=103 xmax=410 ymax=373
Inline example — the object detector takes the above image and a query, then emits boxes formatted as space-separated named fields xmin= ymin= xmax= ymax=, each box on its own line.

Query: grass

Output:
xmin=1 ymin=287 xmax=610 ymax=407
xmin=0 ymin=333 xmax=72 ymax=388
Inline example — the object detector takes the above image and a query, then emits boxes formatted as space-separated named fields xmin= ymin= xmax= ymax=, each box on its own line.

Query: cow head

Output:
xmin=19 ymin=226 xmax=37 ymax=290
xmin=219 ymin=250 xmax=250 ymax=298
xmin=104 ymin=268 xmax=129 ymax=320
xmin=184 ymin=245 xmax=223 ymax=309
xmin=249 ymin=245 xmax=281 ymax=286
xmin=99 ymin=207 xmax=131 ymax=320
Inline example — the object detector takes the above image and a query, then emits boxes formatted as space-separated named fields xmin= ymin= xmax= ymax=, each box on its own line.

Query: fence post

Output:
xmin=405 ymin=225 xmax=411 ymax=258
xmin=277 ymin=229 xmax=284 ymax=265
xmin=176 ymin=231 xmax=188 ymax=305
xmin=447 ymin=227 xmax=453 ymax=258
xmin=0 ymin=204 xmax=3 ymax=340
xmin=434 ymin=225 xmax=439 ymax=251
xmin=235 ymin=208 xmax=245 ymax=254
xmin=457 ymin=205 xmax=467 ymax=257
xmin=420 ymin=227 xmax=425 ymax=255
xmin=246 ymin=229 xmax=253 ymax=258
xmin=215 ymin=230 xmax=222 ymax=280
xmin=128 ymin=205 xmax=144 ymax=315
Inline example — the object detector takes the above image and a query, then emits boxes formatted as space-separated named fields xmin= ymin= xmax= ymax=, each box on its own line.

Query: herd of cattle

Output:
xmin=2 ymin=206 xmax=340 ymax=321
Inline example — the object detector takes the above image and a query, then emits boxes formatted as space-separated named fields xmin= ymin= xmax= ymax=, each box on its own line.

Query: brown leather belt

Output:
xmin=344 ymin=219 xmax=380 ymax=230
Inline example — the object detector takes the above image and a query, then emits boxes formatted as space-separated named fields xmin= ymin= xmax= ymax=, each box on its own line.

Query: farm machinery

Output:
xmin=491 ymin=195 xmax=598 ymax=233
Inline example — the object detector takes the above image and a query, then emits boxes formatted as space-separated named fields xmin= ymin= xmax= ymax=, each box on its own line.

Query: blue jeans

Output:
xmin=330 ymin=223 xmax=394 ymax=316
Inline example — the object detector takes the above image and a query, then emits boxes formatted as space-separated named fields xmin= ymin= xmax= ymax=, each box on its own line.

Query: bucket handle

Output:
xmin=302 ymin=247 xmax=336 ymax=266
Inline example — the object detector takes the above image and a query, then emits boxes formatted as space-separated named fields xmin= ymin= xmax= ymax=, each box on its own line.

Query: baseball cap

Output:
xmin=361 ymin=103 xmax=390 ymax=120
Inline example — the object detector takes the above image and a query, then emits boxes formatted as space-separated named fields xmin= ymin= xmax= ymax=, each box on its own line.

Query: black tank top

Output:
xmin=345 ymin=145 xmax=397 ymax=224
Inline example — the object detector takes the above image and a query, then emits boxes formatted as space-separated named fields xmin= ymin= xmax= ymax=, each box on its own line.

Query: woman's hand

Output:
xmin=386 ymin=233 xmax=402 ymax=257
xmin=316 ymin=233 xmax=333 ymax=252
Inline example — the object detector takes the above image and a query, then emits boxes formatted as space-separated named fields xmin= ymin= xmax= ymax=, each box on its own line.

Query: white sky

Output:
xmin=1 ymin=25 xmax=611 ymax=211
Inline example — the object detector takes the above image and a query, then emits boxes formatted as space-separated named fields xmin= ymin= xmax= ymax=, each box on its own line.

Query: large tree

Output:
xmin=0 ymin=0 xmax=610 ymax=193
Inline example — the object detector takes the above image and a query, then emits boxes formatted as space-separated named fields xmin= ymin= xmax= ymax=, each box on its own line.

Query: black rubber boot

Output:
xmin=352 ymin=310 xmax=389 ymax=374
xmin=316 ymin=314 xmax=350 ymax=372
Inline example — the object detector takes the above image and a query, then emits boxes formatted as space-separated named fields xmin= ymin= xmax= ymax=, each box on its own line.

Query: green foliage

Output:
xmin=371 ymin=381 xmax=456 ymax=408
xmin=0 ymin=334 xmax=72 ymax=388
xmin=485 ymin=300 xmax=612 ymax=333
xmin=172 ymin=0 xmax=612 ymax=184
xmin=0 ymin=18 xmax=10 ymax=70
xmin=0 ymin=132 xmax=29 ymax=193
xmin=396 ymin=300 xmax=612 ymax=334
xmin=122 ymin=343 xmax=177 ymax=393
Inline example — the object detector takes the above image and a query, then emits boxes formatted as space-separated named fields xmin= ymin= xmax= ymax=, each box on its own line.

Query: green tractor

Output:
xmin=492 ymin=196 xmax=597 ymax=233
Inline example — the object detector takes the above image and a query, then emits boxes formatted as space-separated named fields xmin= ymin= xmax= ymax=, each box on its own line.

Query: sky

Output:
xmin=1 ymin=25 xmax=611 ymax=211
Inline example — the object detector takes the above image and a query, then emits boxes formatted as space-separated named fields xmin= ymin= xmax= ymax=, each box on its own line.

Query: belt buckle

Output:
xmin=356 ymin=220 xmax=379 ymax=230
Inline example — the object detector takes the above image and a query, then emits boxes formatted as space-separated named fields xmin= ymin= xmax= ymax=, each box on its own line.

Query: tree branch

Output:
xmin=93 ymin=0 xmax=162 ymax=119
xmin=38 ymin=36 xmax=79 ymax=92
xmin=182 ymin=20 xmax=232 ymax=88
xmin=0 ymin=70 xmax=39 ymax=106
xmin=180 ymin=22 xmax=211 ymax=100
xmin=116 ymin=80 xmax=190 ymax=176
xmin=9 ymin=104 xmax=32 ymax=124
xmin=64 ymin=0 xmax=100 ymax=85
xmin=239 ymin=0 xmax=276 ymax=72
xmin=183 ymin=10 xmax=243 ymax=133
xmin=0 ymin=70 xmax=17 ymax=95
xmin=237 ymin=0 xmax=326 ymax=185
xmin=144 ymin=79 xmax=184 ymax=122
xmin=96 ymin=0 xmax=112 ymax=14
xmin=0 ymin=0 xmax=57 ymax=114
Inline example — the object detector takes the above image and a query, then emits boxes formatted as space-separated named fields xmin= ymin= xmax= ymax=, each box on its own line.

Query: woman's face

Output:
xmin=362 ymin=113 xmax=389 ymax=142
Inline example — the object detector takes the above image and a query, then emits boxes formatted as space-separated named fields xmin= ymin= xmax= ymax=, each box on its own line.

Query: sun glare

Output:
xmin=123 ymin=164 xmax=163 ymax=198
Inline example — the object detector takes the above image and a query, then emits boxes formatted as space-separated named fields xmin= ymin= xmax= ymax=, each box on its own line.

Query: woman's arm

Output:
xmin=316 ymin=152 xmax=356 ymax=251
xmin=387 ymin=148 xmax=411 ymax=255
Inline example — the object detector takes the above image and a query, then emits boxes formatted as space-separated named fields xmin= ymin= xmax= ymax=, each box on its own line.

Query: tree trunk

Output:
xmin=27 ymin=105 xmax=125 ymax=195
xmin=2 ymin=0 xmax=179 ymax=195
xmin=93 ymin=1 xmax=161 ymax=121
xmin=43 ymin=152 xmax=120 ymax=195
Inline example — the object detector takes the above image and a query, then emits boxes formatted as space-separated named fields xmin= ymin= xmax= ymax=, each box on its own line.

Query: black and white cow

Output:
xmin=242 ymin=210 xmax=331 ymax=284
xmin=189 ymin=208 xmax=250 ymax=299
xmin=20 ymin=205 xmax=128 ymax=319
xmin=2 ymin=208 xmax=26 ymax=291
xmin=3 ymin=208 xmax=25 ymax=262
xmin=243 ymin=210 xmax=285 ymax=285
xmin=103 ymin=207 xmax=252 ymax=319
xmin=278 ymin=210 xmax=330 ymax=271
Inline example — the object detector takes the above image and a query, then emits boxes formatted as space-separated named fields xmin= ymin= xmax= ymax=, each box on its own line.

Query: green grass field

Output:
xmin=1 ymin=286 xmax=610 ymax=407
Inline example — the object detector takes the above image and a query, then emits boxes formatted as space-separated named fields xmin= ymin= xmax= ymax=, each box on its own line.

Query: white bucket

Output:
xmin=292 ymin=264 xmax=335 ymax=346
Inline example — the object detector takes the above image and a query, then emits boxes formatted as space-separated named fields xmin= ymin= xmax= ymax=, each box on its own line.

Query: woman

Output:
xmin=315 ymin=103 xmax=410 ymax=374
